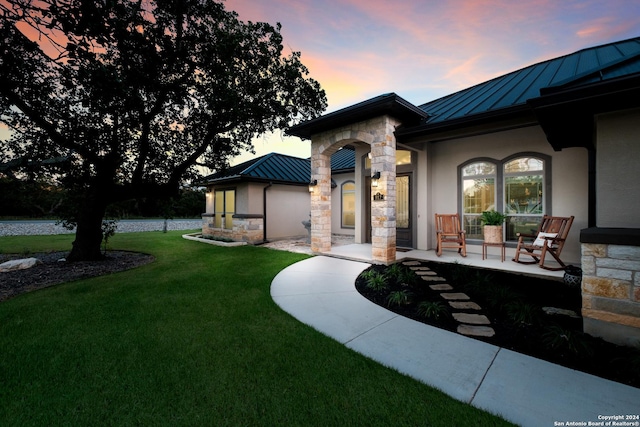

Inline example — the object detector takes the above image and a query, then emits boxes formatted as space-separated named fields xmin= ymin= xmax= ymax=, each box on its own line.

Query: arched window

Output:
xmin=341 ymin=181 xmax=356 ymax=228
xmin=459 ymin=154 xmax=550 ymax=242
xmin=461 ymin=161 xmax=497 ymax=239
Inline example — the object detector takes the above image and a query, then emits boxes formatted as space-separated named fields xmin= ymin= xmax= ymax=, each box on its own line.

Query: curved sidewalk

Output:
xmin=270 ymin=256 xmax=640 ymax=427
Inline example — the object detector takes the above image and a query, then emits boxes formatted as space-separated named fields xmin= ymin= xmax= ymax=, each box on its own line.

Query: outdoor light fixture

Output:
xmin=371 ymin=171 xmax=381 ymax=187
xmin=308 ymin=179 xmax=318 ymax=192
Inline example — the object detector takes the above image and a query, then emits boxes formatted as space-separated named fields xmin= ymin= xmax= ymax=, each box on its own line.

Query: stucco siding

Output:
xmin=596 ymin=108 xmax=640 ymax=228
xmin=264 ymin=184 xmax=309 ymax=239
xmin=425 ymin=126 xmax=588 ymax=264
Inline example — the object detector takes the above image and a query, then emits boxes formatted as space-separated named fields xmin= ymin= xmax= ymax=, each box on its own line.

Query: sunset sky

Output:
xmin=225 ymin=0 xmax=640 ymax=164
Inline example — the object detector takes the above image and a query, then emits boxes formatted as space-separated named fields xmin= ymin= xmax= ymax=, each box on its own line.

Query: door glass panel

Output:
xmin=396 ymin=175 xmax=410 ymax=229
xmin=342 ymin=182 xmax=355 ymax=227
xmin=214 ymin=191 xmax=224 ymax=228
xmin=224 ymin=190 xmax=235 ymax=230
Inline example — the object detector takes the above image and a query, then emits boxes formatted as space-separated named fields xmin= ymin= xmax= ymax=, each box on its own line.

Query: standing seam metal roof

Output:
xmin=419 ymin=37 xmax=640 ymax=124
xmin=203 ymin=149 xmax=355 ymax=184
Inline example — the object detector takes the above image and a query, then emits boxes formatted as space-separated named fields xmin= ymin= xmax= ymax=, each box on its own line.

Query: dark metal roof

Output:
xmin=203 ymin=149 xmax=356 ymax=185
xmin=418 ymin=37 xmax=640 ymax=125
xmin=286 ymin=93 xmax=430 ymax=140
xmin=331 ymin=146 xmax=356 ymax=173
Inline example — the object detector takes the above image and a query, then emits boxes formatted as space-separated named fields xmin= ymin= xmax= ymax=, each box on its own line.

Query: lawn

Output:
xmin=0 ymin=231 xmax=510 ymax=426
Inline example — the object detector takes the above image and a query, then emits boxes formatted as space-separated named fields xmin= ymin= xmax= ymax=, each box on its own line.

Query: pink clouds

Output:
xmin=223 ymin=0 xmax=640 ymax=107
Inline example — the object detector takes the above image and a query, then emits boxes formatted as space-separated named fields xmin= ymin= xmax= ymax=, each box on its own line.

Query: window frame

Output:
xmin=214 ymin=188 xmax=236 ymax=230
xmin=458 ymin=152 xmax=551 ymax=244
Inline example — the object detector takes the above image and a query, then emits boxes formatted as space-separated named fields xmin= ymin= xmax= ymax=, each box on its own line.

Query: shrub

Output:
xmin=417 ymin=301 xmax=449 ymax=320
xmin=386 ymin=290 xmax=412 ymax=307
xmin=365 ymin=271 xmax=388 ymax=292
xmin=542 ymin=325 xmax=593 ymax=358
xmin=506 ymin=301 xmax=541 ymax=326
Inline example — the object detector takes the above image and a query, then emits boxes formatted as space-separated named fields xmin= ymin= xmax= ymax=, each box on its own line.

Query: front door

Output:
xmin=365 ymin=174 xmax=413 ymax=248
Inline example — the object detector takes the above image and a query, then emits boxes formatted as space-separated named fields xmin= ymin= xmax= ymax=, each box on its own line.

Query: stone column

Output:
xmin=310 ymin=145 xmax=331 ymax=253
xmin=370 ymin=117 xmax=397 ymax=264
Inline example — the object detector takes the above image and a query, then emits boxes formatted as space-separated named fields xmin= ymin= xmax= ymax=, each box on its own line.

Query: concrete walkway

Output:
xmin=271 ymin=256 xmax=640 ymax=427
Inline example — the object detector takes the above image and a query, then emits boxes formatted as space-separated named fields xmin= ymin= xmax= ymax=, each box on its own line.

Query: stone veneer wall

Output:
xmin=581 ymin=228 xmax=640 ymax=347
xmin=202 ymin=213 xmax=264 ymax=244
xmin=309 ymin=115 xmax=400 ymax=264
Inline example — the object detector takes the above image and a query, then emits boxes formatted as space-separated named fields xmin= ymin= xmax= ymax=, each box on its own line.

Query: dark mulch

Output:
xmin=356 ymin=259 xmax=640 ymax=389
xmin=0 ymin=251 xmax=154 ymax=302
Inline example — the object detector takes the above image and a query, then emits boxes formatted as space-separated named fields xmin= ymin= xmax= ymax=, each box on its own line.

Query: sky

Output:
xmin=224 ymin=0 xmax=640 ymax=165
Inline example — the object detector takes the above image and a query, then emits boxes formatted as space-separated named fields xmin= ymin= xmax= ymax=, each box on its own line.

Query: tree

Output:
xmin=0 ymin=0 xmax=326 ymax=260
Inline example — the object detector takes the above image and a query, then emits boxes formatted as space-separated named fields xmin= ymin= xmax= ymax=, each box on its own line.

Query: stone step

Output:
xmin=429 ymin=284 xmax=453 ymax=291
xmin=452 ymin=313 xmax=491 ymax=325
xmin=414 ymin=270 xmax=438 ymax=276
xmin=457 ymin=325 xmax=496 ymax=337
xmin=409 ymin=266 xmax=431 ymax=271
xmin=448 ymin=301 xmax=482 ymax=310
xmin=439 ymin=292 xmax=470 ymax=301
xmin=420 ymin=275 xmax=446 ymax=282
xmin=402 ymin=261 xmax=421 ymax=266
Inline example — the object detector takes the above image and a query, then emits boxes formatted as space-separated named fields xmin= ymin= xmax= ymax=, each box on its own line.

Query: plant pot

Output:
xmin=483 ymin=225 xmax=503 ymax=244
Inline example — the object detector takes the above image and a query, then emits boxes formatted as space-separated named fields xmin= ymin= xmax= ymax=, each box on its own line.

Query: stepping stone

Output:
xmin=452 ymin=313 xmax=491 ymax=325
xmin=439 ymin=292 xmax=470 ymax=301
xmin=409 ymin=266 xmax=431 ymax=271
xmin=420 ymin=275 xmax=446 ymax=282
xmin=402 ymin=261 xmax=421 ymax=266
xmin=543 ymin=307 xmax=580 ymax=318
xmin=448 ymin=301 xmax=482 ymax=310
xmin=415 ymin=270 xmax=438 ymax=276
xmin=457 ymin=325 xmax=495 ymax=337
xmin=429 ymin=284 xmax=453 ymax=291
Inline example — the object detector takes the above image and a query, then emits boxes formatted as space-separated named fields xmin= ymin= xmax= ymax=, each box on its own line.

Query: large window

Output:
xmin=214 ymin=189 xmax=235 ymax=230
xmin=460 ymin=154 xmax=549 ymax=242
xmin=504 ymin=157 xmax=545 ymax=241
xmin=462 ymin=161 xmax=496 ymax=239
xmin=341 ymin=181 xmax=355 ymax=228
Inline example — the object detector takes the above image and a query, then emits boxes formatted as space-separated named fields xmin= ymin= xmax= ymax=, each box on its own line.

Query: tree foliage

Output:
xmin=0 ymin=0 xmax=326 ymax=260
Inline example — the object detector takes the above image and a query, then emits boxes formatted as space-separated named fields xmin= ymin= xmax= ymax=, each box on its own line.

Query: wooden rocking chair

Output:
xmin=435 ymin=213 xmax=467 ymax=257
xmin=512 ymin=215 xmax=574 ymax=270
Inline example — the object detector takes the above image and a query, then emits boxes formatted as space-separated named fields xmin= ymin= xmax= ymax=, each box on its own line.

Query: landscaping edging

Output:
xmin=182 ymin=233 xmax=247 ymax=247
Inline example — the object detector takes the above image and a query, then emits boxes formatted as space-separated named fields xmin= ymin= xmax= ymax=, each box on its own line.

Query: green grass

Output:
xmin=0 ymin=232 xmax=510 ymax=426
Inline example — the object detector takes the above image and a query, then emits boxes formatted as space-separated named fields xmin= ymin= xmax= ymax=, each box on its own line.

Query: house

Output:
xmin=283 ymin=36 xmax=640 ymax=346
xmin=202 ymin=149 xmax=355 ymax=243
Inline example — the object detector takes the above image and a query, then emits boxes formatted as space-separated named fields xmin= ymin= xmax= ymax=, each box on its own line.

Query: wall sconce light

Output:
xmin=371 ymin=171 xmax=381 ymax=187
xmin=308 ymin=179 xmax=318 ymax=192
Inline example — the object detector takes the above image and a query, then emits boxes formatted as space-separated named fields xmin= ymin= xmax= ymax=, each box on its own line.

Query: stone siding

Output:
xmin=309 ymin=115 xmax=400 ymax=264
xmin=202 ymin=214 xmax=264 ymax=244
xmin=581 ymin=242 xmax=640 ymax=347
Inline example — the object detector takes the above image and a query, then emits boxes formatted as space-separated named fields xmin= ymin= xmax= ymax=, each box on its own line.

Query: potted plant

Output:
xmin=480 ymin=210 xmax=506 ymax=243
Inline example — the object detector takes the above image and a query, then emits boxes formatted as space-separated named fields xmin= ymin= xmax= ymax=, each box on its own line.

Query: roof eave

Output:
xmin=286 ymin=93 xmax=429 ymax=140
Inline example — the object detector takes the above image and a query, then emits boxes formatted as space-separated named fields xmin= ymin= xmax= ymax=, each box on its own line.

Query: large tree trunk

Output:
xmin=67 ymin=199 xmax=108 ymax=262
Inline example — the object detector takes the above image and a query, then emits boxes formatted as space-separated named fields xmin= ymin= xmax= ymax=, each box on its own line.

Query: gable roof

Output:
xmin=203 ymin=149 xmax=356 ymax=186
xmin=418 ymin=37 xmax=640 ymax=125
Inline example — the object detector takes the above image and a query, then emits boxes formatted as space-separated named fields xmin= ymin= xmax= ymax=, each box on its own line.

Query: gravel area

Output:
xmin=0 ymin=219 xmax=202 ymax=236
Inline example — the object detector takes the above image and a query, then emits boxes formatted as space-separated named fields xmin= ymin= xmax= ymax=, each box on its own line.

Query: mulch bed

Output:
xmin=356 ymin=259 xmax=640 ymax=389
xmin=0 ymin=251 xmax=154 ymax=302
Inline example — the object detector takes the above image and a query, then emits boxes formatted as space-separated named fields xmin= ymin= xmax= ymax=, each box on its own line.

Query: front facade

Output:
xmin=287 ymin=37 xmax=640 ymax=346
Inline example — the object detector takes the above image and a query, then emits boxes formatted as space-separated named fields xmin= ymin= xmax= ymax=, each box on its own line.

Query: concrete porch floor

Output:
xmin=323 ymin=243 xmax=567 ymax=280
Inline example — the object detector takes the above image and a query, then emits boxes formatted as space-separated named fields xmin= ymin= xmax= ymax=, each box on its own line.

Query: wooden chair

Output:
xmin=435 ymin=213 xmax=466 ymax=257
xmin=512 ymin=215 xmax=574 ymax=270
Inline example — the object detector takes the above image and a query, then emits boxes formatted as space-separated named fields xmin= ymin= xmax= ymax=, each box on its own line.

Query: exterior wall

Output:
xmin=582 ymin=241 xmax=640 ymax=347
xmin=425 ymin=126 xmax=588 ymax=264
xmin=580 ymin=108 xmax=640 ymax=347
xmin=595 ymin=108 xmax=640 ymax=228
xmin=202 ymin=181 xmax=309 ymax=243
xmin=263 ymin=183 xmax=310 ymax=239
xmin=330 ymin=171 xmax=356 ymax=236
xmin=310 ymin=115 xmax=397 ymax=263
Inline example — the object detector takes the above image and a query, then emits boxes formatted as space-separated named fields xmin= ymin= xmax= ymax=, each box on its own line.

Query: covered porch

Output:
xmin=320 ymin=243 xmax=566 ymax=280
